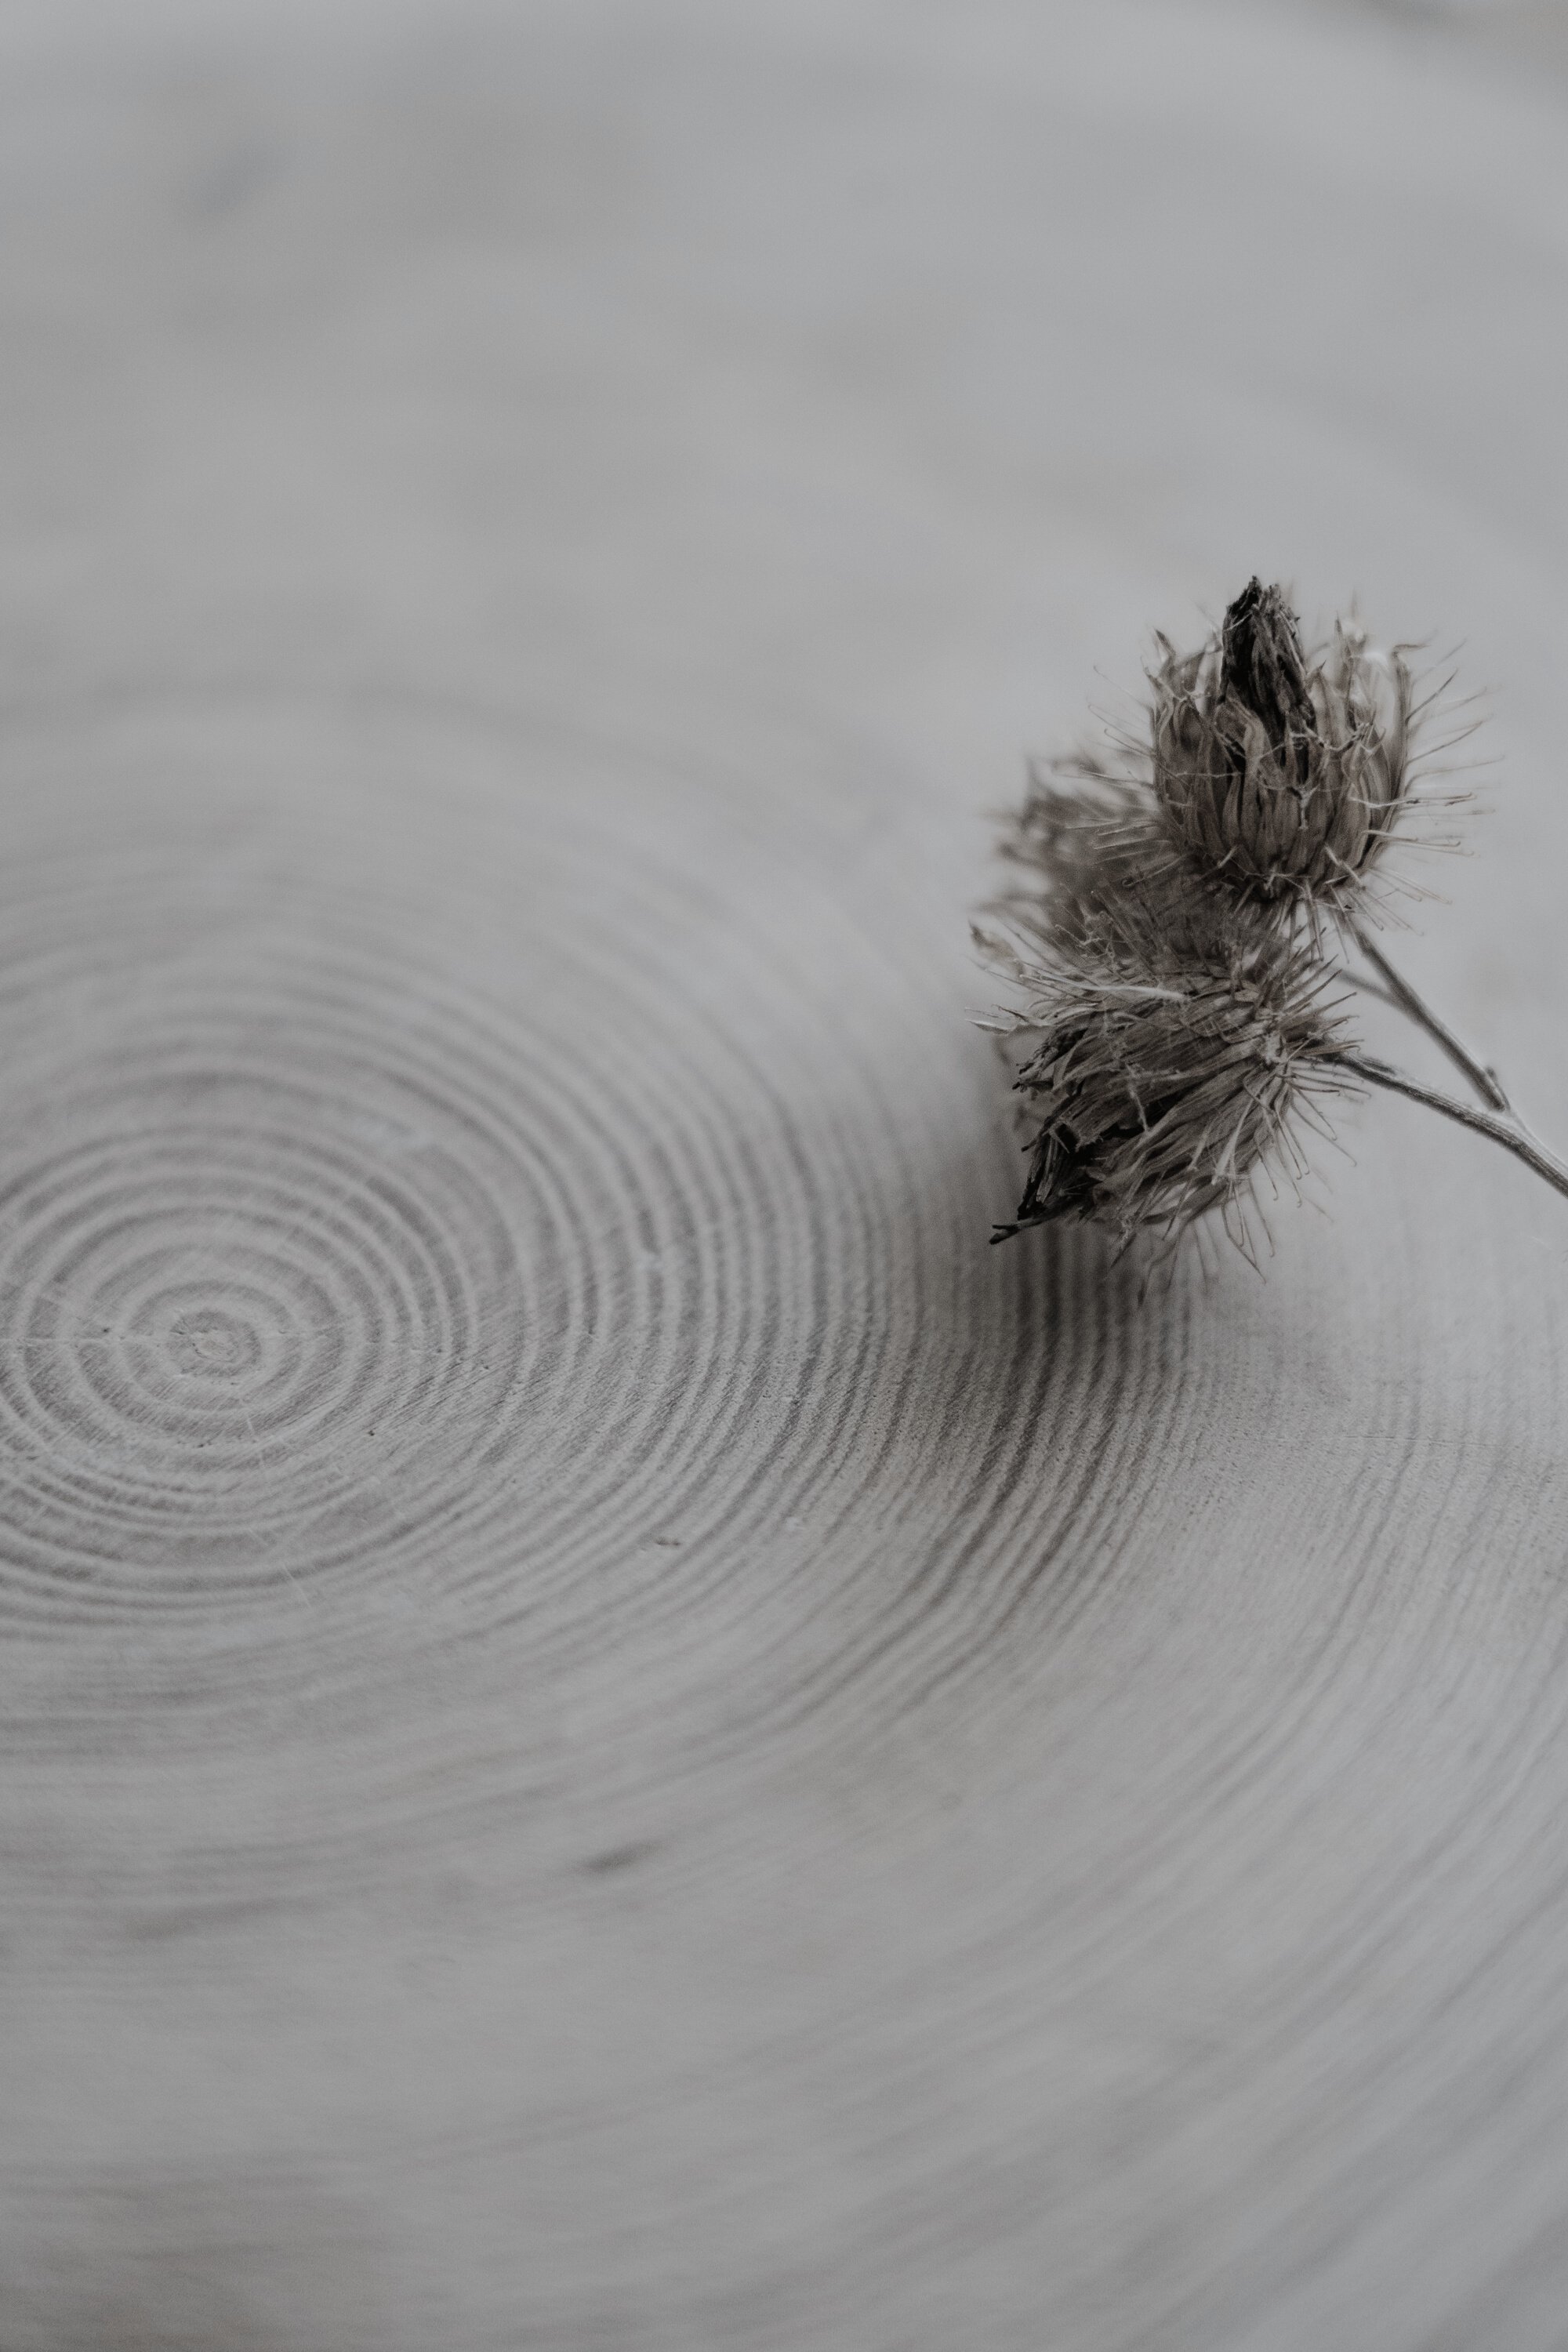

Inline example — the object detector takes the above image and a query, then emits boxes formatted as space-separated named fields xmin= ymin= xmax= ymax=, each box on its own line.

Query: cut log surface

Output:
xmin=2 ymin=4 xmax=1568 ymax=2346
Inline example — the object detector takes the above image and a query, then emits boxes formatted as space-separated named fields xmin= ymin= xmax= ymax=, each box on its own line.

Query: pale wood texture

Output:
xmin=3 ymin=4 xmax=1568 ymax=2346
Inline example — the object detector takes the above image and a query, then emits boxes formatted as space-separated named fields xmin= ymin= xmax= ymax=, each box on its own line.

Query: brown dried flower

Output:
xmin=1150 ymin=579 xmax=1435 ymax=922
xmin=995 ymin=753 xmax=1167 ymax=956
xmin=982 ymin=898 xmax=1353 ymax=1263
xmin=980 ymin=579 xmax=1568 ymax=1265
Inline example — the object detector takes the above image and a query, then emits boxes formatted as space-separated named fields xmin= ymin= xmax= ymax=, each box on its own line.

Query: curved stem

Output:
xmin=1333 ymin=1049 xmax=1568 ymax=1204
xmin=1346 ymin=918 xmax=1511 ymax=1113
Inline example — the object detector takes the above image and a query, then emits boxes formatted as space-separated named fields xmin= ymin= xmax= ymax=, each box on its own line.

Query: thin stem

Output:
xmin=1346 ymin=917 xmax=1510 ymax=1112
xmin=1343 ymin=971 xmax=1403 ymax=1018
xmin=1333 ymin=1050 xmax=1568 ymax=1205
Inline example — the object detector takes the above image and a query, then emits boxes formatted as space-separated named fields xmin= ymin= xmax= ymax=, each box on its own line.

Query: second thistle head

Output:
xmin=1150 ymin=578 xmax=1422 ymax=924
xmin=982 ymin=892 xmax=1356 ymax=1265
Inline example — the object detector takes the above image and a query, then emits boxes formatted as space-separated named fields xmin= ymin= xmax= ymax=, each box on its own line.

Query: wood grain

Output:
xmin=2 ymin=4 xmax=1568 ymax=2346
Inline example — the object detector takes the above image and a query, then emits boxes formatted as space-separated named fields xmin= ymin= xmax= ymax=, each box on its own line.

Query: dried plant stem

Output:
xmin=1347 ymin=919 xmax=1510 ymax=1113
xmin=1334 ymin=1050 xmax=1568 ymax=1205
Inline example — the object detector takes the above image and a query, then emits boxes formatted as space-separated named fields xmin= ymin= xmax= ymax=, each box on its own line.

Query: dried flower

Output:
xmin=995 ymin=753 xmax=1170 ymax=955
xmin=1150 ymin=579 xmax=1428 ymax=922
xmin=983 ymin=898 xmax=1354 ymax=1263
xmin=979 ymin=579 xmax=1568 ymax=1268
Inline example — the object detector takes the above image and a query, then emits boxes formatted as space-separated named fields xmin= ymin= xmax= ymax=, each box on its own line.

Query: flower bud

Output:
xmin=996 ymin=756 xmax=1167 ymax=955
xmin=1151 ymin=579 xmax=1414 ymax=917
xmin=993 ymin=905 xmax=1350 ymax=1259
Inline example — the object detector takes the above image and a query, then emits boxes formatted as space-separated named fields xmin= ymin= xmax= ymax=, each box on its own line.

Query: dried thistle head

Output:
xmin=981 ymin=897 xmax=1356 ymax=1264
xmin=1149 ymin=577 xmax=1447 ymax=924
xmin=975 ymin=579 xmax=1487 ymax=1260
xmin=994 ymin=751 xmax=1172 ymax=955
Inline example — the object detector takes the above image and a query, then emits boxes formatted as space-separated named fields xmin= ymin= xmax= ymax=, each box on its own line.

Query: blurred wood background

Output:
xmin=2 ymin=2 xmax=1568 ymax=2344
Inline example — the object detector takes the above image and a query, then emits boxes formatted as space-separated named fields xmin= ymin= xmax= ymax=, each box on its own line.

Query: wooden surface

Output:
xmin=3 ymin=3 xmax=1568 ymax=2345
